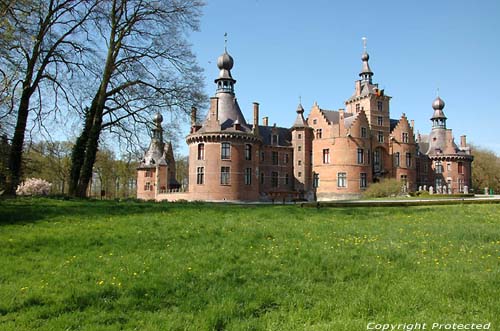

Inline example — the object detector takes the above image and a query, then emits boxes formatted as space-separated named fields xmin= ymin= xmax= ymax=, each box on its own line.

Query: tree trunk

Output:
xmin=68 ymin=106 xmax=96 ymax=196
xmin=5 ymin=87 xmax=32 ymax=195
xmin=75 ymin=112 xmax=103 ymax=197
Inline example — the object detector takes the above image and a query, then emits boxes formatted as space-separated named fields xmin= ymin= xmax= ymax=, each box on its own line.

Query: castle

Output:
xmin=136 ymin=43 xmax=473 ymax=202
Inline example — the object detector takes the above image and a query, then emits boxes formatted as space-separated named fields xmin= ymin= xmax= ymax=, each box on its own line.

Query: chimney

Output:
xmin=190 ymin=106 xmax=197 ymax=127
xmin=253 ymin=102 xmax=259 ymax=134
xmin=263 ymin=116 xmax=269 ymax=127
xmin=460 ymin=135 xmax=467 ymax=148
xmin=411 ymin=120 xmax=415 ymax=129
xmin=210 ymin=97 xmax=218 ymax=121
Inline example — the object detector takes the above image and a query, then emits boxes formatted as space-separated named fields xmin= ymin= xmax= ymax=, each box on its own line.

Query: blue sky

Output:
xmin=182 ymin=0 xmax=500 ymax=155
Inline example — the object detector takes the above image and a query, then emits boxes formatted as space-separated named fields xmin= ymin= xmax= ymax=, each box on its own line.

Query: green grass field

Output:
xmin=0 ymin=198 xmax=499 ymax=331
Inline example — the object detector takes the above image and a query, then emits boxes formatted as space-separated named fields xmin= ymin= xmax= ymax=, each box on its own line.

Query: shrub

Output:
xmin=16 ymin=178 xmax=52 ymax=196
xmin=363 ymin=178 xmax=405 ymax=198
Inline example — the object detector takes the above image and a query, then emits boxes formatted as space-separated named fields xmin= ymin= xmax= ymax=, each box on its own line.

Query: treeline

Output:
xmin=0 ymin=139 xmax=189 ymax=199
xmin=0 ymin=0 xmax=205 ymax=197
xmin=471 ymin=146 xmax=500 ymax=194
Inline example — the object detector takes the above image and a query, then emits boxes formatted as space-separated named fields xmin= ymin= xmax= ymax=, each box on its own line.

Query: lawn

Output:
xmin=0 ymin=198 xmax=499 ymax=331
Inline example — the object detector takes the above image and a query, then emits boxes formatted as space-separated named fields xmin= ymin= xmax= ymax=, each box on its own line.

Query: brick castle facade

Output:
xmin=136 ymin=43 xmax=473 ymax=201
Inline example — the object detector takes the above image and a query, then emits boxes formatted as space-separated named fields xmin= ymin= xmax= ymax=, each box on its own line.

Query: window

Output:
xmin=423 ymin=162 xmax=428 ymax=174
xmin=297 ymin=133 xmax=302 ymax=139
xmin=361 ymin=127 xmax=367 ymax=138
xmin=221 ymin=142 xmax=231 ymax=160
xmin=313 ymin=119 xmax=317 ymax=125
xmin=394 ymin=152 xmax=400 ymax=167
xmin=355 ymin=103 xmax=360 ymax=112
xmin=272 ymin=151 xmax=279 ymax=165
xmin=220 ymin=167 xmax=230 ymax=185
xmin=360 ymin=173 xmax=367 ymax=188
xmin=313 ymin=173 xmax=320 ymax=188
xmin=374 ymin=149 xmax=382 ymax=171
xmin=145 ymin=170 xmax=152 ymax=178
xmin=272 ymin=134 xmax=279 ymax=145
xmin=323 ymin=149 xmax=330 ymax=164
xmin=458 ymin=162 xmax=464 ymax=174
xmin=402 ymin=132 xmax=409 ymax=143
xmin=378 ymin=131 xmax=384 ymax=143
xmin=196 ymin=167 xmax=204 ymax=185
xmin=260 ymin=151 xmax=265 ymax=162
xmin=298 ymin=160 xmax=302 ymax=166
xmin=337 ymin=172 xmax=347 ymax=188
xmin=244 ymin=168 xmax=252 ymax=185
xmin=357 ymin=148 xmax=364 ymax=164
xmin=260 ymin=172 xmax=265 ymax=184
xmin=144 ymin=182 xmax=151 ymax=191
xmin=377 ymin=116 xmax=383 ymax=126
xmin=435 ymin=177 xmax=443 ymax=188
xmin=447 ymin=163 xmax=451 ymax=172
xmin=406 ymin=153 xmax=411 ymax=168
xmin=284 ymin=153 xmax=289 ymax=164
xmin=298 ymin=145 xmax=302 ymax=152
xmin=271 ymin=172 xmax=278 ymax=187
xmin=316 ymin=129 xmax=322 ymax=139
xmin=377 ymin=101 xmax=383 ymax=111
xmin=298 ymin=171 xmax=302 ymax=178
xmin=245 ymin=144 xmax=252 ymax=160
xmin=285 ymin=173 xmax=289 ymax=185
xmin=197 ymin=143 xmax=205 ymax=160
xmin=435 ymin=161 xmax=443 ymax=174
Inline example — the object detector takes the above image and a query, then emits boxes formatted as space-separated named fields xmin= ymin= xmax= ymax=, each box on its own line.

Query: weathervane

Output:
xmin=224 ymin=32 xmax=228 ymax=51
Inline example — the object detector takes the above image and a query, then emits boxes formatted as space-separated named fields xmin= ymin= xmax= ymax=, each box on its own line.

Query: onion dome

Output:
xmin=432 ymin=96 xmax=445 ymax=111
xmin=430 ymin=96 xmax=447 ymax=129
xmin=217 ymin=51 xmax=234 ymax=71
xmin=153 ymin=112 xmax=163 ymax=124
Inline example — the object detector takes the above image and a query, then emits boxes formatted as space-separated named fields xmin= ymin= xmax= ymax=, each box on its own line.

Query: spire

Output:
xmin=215 ymin=33 xmax=236 ymax=94
xmin=292 ymin=100 xmax=308 ymax=128
xmin=359 ymin=37 xmax=373 ymax=83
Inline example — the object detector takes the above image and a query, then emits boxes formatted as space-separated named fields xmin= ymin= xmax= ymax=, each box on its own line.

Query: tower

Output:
xmin=345 ymin=38 xmax=392 ymax=180
xmin=137 ymin=112 xmax=178 ymax=200
xmin=291 ymin=102 xmax=313 ymax=196
xmin=186 ymin=42 xmax=261 ymax=201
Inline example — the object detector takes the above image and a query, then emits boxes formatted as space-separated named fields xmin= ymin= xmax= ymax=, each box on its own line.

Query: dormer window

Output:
xmin=402 ymin=132 xmax=409 ymax=143
xmin=355 ymin=103 xmax=360 ymax=112
xmin=272 ymin=134 xmax=279 ymax=145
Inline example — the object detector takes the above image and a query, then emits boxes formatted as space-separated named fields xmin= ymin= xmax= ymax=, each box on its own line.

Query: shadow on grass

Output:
xmin=0 ymin=197 xmax=182 ymax=225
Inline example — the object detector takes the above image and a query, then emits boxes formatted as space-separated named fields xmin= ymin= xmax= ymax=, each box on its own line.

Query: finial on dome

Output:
xmin=362 ymin=37 xmax=367 ymax=51
xmin=224 ymin=32 xmax=228 ymax=52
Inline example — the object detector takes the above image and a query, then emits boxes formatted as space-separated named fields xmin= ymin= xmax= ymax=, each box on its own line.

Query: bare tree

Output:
xmin=1 ymin=0 xmax=96 ymax=195
xmin=69 ymin=0 xmax=205 ymax=197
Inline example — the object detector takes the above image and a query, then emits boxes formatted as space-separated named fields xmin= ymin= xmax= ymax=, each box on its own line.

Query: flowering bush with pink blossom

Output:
xmin=16 ymin=178 xmax=52 ymax=196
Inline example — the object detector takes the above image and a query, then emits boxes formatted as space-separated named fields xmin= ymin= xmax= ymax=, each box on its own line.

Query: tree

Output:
xmin=470 ymin=145 xmax=500 ymax=193
xmin=68 ymin=0 xmax=205 ymax=198
xmin=24 ymin=141 xmax=72 ymax=194
xmin=1 ymin=0 xmax=97 ymax=195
